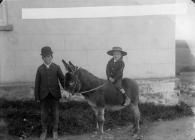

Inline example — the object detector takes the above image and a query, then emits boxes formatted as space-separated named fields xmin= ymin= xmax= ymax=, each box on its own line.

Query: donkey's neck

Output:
xmin=78 ymin=69 xmax=105 ymax=92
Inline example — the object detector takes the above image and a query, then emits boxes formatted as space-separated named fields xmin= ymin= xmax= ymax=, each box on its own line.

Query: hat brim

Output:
xmin=107 ymin=50 xmax=127 ymax=56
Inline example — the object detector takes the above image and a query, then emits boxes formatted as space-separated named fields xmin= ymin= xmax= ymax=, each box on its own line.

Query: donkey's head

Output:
xmin=62 ymin=59 xmax=81 ymax=94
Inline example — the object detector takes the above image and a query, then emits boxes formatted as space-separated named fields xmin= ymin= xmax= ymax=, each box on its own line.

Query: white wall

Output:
xmin=0 ymin=0 xmax=175 ymax=83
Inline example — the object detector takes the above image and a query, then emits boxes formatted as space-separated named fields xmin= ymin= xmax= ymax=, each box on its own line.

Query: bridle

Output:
xmin=66 ymin=67 xmax=105 ymax=95
xmin=64 ymin=67 xmax=81 ymax=94
xmin=70 ymin=73 xmax=82 ymax=93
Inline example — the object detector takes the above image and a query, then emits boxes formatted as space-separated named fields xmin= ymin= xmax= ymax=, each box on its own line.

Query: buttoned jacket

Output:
xmin=106 ymin=58 xmax=125 ymax=82
xmin=34 ymin=63 xmax=65 ymax=100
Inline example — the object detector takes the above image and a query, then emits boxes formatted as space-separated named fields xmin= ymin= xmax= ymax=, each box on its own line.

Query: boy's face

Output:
xmin=42 ymin=55 xmax=53 ymax=65
xmin=113 ymin=51 xmax=122 ymax=60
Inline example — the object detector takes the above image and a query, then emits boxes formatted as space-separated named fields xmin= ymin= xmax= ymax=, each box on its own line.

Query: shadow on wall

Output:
xmin=176 ymin=40 xmax=195 ymax=75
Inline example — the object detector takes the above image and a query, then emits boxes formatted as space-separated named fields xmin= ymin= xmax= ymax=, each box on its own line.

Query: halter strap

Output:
xmin=75 ymin=83 xmax=106 ymax=95
xmin=66 ymin=67 xmax=106 ymax=95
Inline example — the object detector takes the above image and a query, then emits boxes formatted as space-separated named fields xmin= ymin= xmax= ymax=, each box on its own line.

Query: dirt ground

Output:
xmin=144 ymin=116 xmax=195 ymax=140
xmin=25 ymin=116 xmax=195 ymax=140
xmin=24 ymin=107 xmax=195 ymax=140
xmin=23 ymin=95 xmax=195 ymax=140
xmin=1 ymin=103 xmax=194 ymax=140
xmin=3 ymin=72 xmax=195 ymax=140
xmin=3 ymin=94 xmax=195 ymax=140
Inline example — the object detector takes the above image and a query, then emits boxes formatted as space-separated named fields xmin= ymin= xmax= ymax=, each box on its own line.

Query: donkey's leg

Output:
xmin=131 ymin=104 xmax=140 ymax=135
xmin=97 ymin=108 xmax=105 ymax=134
xmin=92 ymin=107 xmax=99 ymax=131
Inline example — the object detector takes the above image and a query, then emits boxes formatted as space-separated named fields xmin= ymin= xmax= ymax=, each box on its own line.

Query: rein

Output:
xmin=65 ymin=67 xmax=106 ymax=95
xmin=75 ymin=83 xmax=106 ymax=95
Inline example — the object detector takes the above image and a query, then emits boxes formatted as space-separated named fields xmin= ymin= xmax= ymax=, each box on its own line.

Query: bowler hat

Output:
xmin=107 ymin=46 xmax=127 ymax=56
xmin=41 ymin=46 xmax=53 ymax=56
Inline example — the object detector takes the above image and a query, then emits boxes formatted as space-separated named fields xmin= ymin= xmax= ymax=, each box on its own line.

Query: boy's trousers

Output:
xmin=40 ymin=93 xmax=59 ymax=132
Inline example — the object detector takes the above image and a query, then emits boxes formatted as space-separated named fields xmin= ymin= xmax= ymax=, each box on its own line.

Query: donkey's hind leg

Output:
xmin=131 ymin=104 xmax=140 ymax=135
xmin=92 ymin=107 xmax=99 ymax=131
xmin=97 ymin=108 xmax=105 ymax=134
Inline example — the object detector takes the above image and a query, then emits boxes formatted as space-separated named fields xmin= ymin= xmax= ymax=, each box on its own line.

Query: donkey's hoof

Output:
xmin=97 ymin=131 xmax=104 ymax=136
xmin=132 ymin=132 xmax=143 ymax=140
xmin=98 ymin=135 xmax=103 ymax=140
xmin=131 ymin=129 xmax=140 ymax=137
xmin=135 ymin=135 xmax=143 ymax=140
xmin=93 ymin=131 xmax=98 ymax=135
xmin=133 ymin=128 xmax=140 ymax=134
xmin=132 ymin=133 xmax=138 ymax=138
xmin=130 ymin=128 xmax=139 ymax=135
xmin=97 ymin=132 xmax=105 ymax=140
xmin=97 ymin=132 xmax=113 ymax=140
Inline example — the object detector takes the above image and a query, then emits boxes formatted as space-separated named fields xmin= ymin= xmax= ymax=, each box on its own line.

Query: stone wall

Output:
xmin=137 ymin=78 xmax=179 ymax=105
xmin=0 ymin=77 xmax=179 ymax=105
xmin=177 ymin=72 xmax=195 ymax=95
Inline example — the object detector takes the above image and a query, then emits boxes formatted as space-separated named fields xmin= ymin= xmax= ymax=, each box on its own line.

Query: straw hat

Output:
xmin=107 ymin=46 xmax=127 ymax=56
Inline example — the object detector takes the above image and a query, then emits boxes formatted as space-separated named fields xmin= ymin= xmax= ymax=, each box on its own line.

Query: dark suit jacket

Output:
xmin=106 ymin=58 xmax=125 ymax=82
xmin=34 ymin=63 xmax=65 ymax=100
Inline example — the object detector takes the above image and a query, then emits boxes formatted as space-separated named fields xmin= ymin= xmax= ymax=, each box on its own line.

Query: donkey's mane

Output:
xmin=78 ymin=68 xmax=105 ymax=91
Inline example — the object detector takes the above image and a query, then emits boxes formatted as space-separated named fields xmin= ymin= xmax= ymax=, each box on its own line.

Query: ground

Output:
xmin=0 ymin=100 xmax=193 ymax=140
xmin=24 ymin=72 xmax=195 ymax=140
xmin=20 ymin=95 xmax=195 ymax=140
xmin=25 ymin=114 xmax=195 ymax=140
xmin=2 ymin=72 xmax=195 ymax=140
xmin=23 ymin=107 xmax=195 ymax=140
xmin=145 ymin=116 xmax=195 ymax=140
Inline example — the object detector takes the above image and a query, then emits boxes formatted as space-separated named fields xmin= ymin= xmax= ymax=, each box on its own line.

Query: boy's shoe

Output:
xmin=53 ymin=131 xmax=59 ymax=140
xmin=122 ymin=94 xmax=131 ymax=106
xmin=40 ymin=130 xmax=47 ymax=140
xmin=120 ymin=88 xmax=131 ymax=106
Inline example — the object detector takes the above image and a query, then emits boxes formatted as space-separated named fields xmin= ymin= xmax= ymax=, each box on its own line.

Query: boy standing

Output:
xmin=106 ymin=46 xmax=130 ymax=106
xmin=34 ymin=46 xmax=64 ymax=140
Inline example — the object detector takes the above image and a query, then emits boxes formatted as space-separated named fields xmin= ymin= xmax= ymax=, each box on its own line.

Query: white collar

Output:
xmin=44 ymin=62 xmax=52 ymax=68
xmin=114 ymin=59 xmax=118 ymax=63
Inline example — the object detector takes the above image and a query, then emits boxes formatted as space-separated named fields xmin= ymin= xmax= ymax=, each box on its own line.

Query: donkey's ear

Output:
xmin=69 ymin=61 xmax=77 ymax=71
xmin=62 ymin=59 xmax=72 ymax=72
xmin=69 ymin=61 xmax=75 ymax=67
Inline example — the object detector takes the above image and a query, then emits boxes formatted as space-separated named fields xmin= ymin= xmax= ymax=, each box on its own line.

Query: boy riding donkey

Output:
xmin=106 ymin=46 xmax=130 ymax=106
xmin=34 ymin=46 xmax=65 ymax=140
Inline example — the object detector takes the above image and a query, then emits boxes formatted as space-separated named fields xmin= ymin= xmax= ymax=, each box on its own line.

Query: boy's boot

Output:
xmin=53 ymin=131 xmax=59 ymax=140
xmin=40 ymin=129 xmax=47 ymax=140
xmin=120 ymin=88 xmax=130 ymax=106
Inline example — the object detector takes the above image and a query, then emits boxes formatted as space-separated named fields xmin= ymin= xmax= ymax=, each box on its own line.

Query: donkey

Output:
xmin=62 ymin=60 xmax=140 ymax=136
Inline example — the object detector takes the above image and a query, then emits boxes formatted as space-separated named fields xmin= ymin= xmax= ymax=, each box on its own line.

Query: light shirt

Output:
xmin=44 ymin=62 xmax=52 ymax=69
xmin=114 ymin=56 xmax=122 ymax=63
xmin=114 ymin=59 xmax=120 ymax=63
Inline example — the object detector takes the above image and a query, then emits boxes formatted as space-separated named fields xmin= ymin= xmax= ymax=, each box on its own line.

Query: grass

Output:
xmin=0 ymin=99 xmax=193 ymax=138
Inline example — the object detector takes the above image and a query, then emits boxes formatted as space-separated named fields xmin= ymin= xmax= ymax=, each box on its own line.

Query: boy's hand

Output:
xmin=62 ymin=90 xmax=70 ymax=99
xmin=109 ymin=77 xmax=115 ymax=83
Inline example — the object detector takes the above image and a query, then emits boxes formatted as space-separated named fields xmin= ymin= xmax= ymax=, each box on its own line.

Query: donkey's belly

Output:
xmin=106 ymin=105 xmax=126 ymax=111
xmin=86 ymin=98 xmax=126 ymax=111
